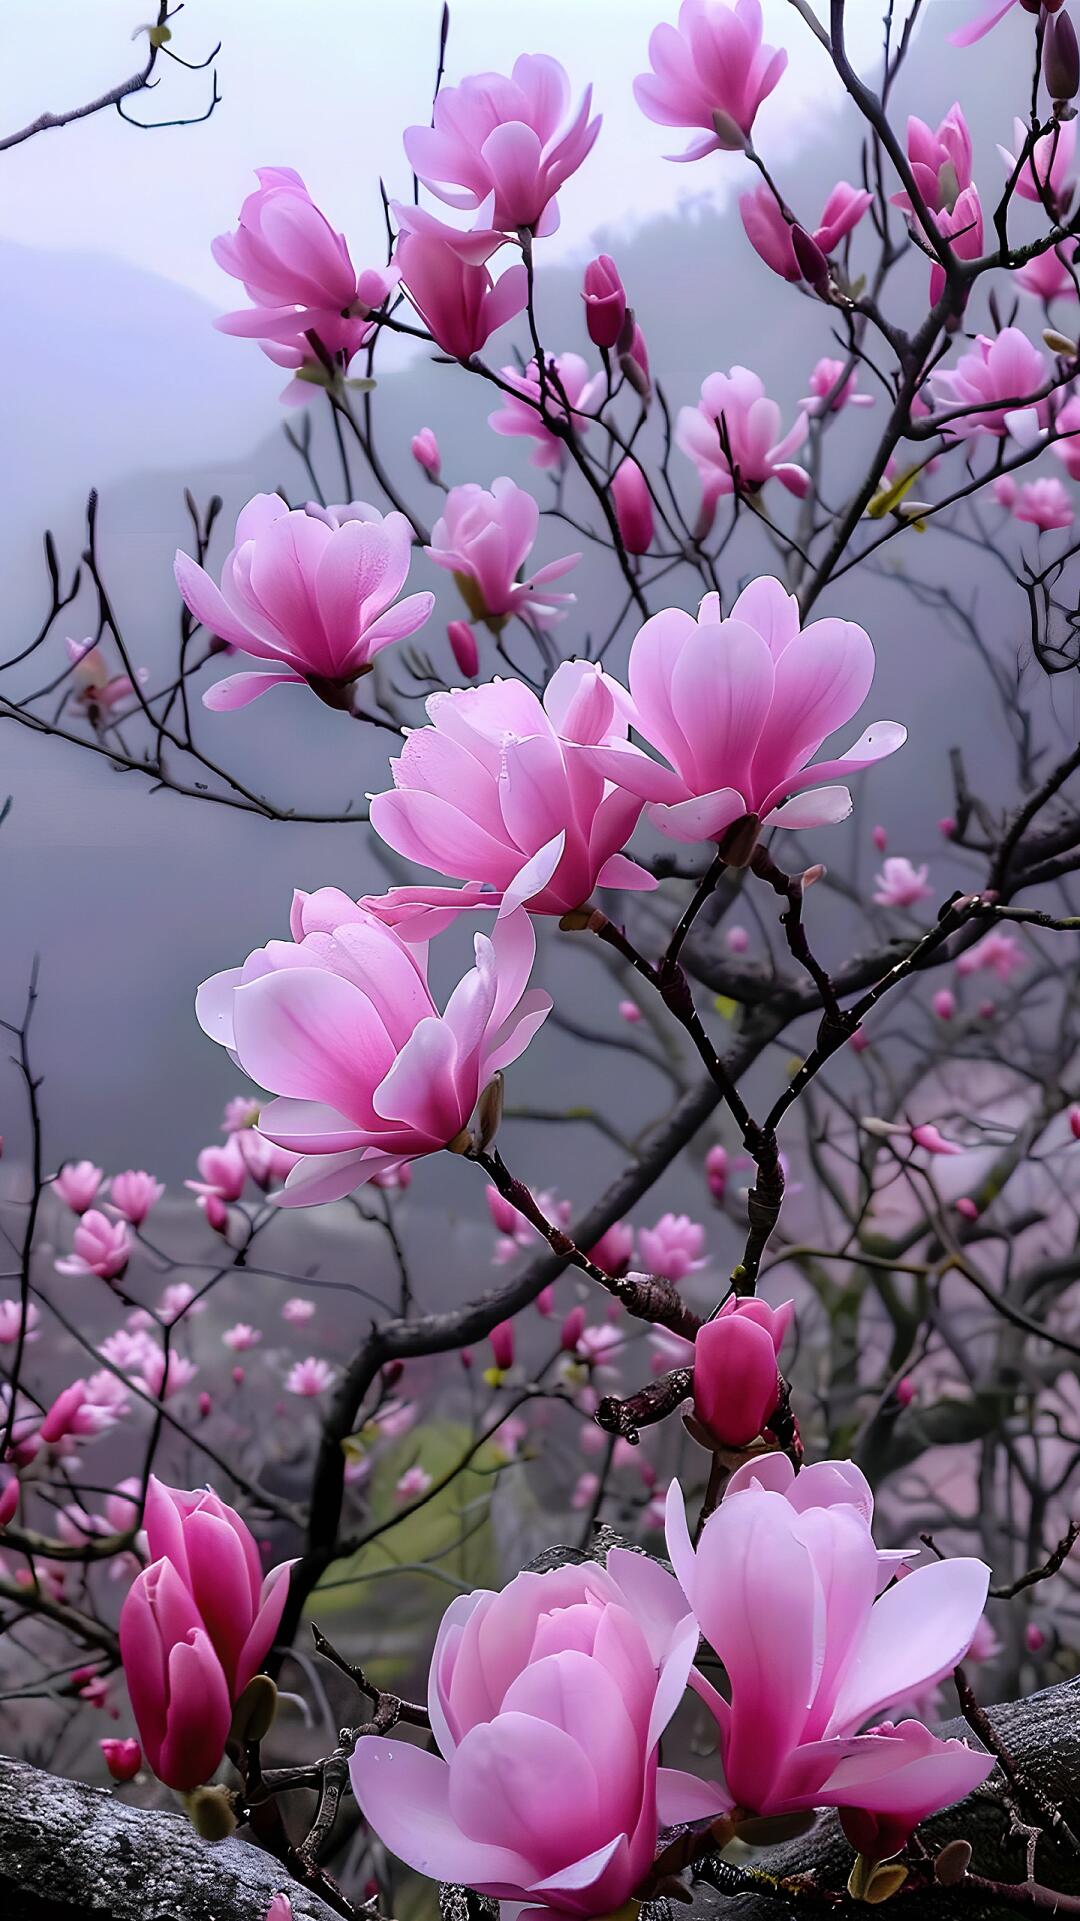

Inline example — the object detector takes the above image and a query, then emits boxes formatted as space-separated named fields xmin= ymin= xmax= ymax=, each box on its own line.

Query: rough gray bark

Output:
xmin=0 ymin=1755 xmax=341 ymax=1921
xmin=0 ymin=1681 xmax=1077 ymax=1921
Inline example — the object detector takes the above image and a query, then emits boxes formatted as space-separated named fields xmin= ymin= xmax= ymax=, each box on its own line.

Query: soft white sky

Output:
xmin=0 ymin=0 xmax=928 ymax=301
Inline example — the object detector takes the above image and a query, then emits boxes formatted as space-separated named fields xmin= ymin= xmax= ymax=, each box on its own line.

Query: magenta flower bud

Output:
xmin=119 ymin=1477 xmax=292 ymax=1792
xmin=588 ymin=1221 xmax=634 ymax=1276
xmin=582 ymin=254 xmax=627 ymax=348
xmin=872 ymin=824 xmax=888 ymax=852
xmin=489 ymin=1319 xmax=515 ymax=1372
xmin=1069 ymin=1103 xmax=1080 ymax=1139
xmin=955 ymin=1197 xmax=979 ymax=1221
xmin=560 ymin=1304 xmax=587 ymax=1352
xmin=0 ymin=1473 xmax=18 ymax=1528
xmin=938 ymin=816 xmax=958 ymax=838
xmin=618 ymin=998 xmax=642 ymax=1023
xmin=911 ymin=1122 xmax=964 ymax=1156
xmin=932 ymin=988 xmax=956 ymax=1021
xmin=100 ymin=1736 xmax=142 ymax=1783
xmin=1026 ymin=1621 xmax=1047 ymax=1653
xmin=849 ymin=1027 xmax=870 ymax=1052
xmin=535 ymin=1284 xmax=555 ymax=1317
xmin=1046 ymin=10 xmax=1080 ymax=100
xmin=382 ymin=1359 xmax=405 ymax=1388
xmin=791 ymin=224 xmax=829 ymax=292
xmin=692 ymin=1297 xmax=793 ymax=1448
xmin=705 ymin=1142 xmax=728 ymax=1203
xmin=411 ymin=427 xmax=441 ymax=478
xmin=447 ymin=619 xmax=479 ymax=679
xmin=611 ymin=458 xmax=654 ymax=555
xmin=895 ymin=1376 xmax=917 ymax=1408
xmin=198 ymin=1391 xmax=213 ymax=1418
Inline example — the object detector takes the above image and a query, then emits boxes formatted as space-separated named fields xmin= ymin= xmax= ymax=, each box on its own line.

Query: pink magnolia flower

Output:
xmin=213 ymin=167 xmax=367 ymax=341
xmin=993 ymin=474 xmax=1074 ymax=530
xmin=119 ymin=1477 xmax=291 ymax=1791
xmin=107 ymin=1170 xmax=164 ymax=1225
xmin=676 ymin=369 xmax=809 ymax=531
xmin=955 ymin=927 xmax=1026 ymax=980
xmin=619 ymin=998 xmax=642 ymax=1023
xmin=576 ymin=1324 xmax=625 ymax=1371
xmin=412 ymin=427 xmax=441 ymax=478
xmin=404 ymin=55 xmax=600 ymax=236
xmin=55 ymin=1210 xmax=131 ymax=1282
xmin=638 ymin=1213 xmax=706 ymax=1283
xmin=589 ymin=1221 xmax=634 ymax=1276
xmin=265 ymin=1899 xmax=295 ymax=1921
xmin=222 ymin=1096 xmax=260 ymax=1132
xmin=100 ymin=1736 xmax=142 ymax=1783
xmin=635 ymin=0 xmax=787 ymax=159
xmin=158 ymin=1281 xmax=204 ymax=1325
xmin=489 ymin=1321 xmax=516 ymax=1372
xmin=1016 ymin=242 xmax=1079 ymax=303
xmin=285 ymin=1356 xmax=336 ymax=1396
xmin=396 ymin=1464 xmax=433 ymax=1502
xmin=910 ymin=1123 xmax=965 ymax=1156
xmin=448 ymin=620 xmax=479 ymax=679
xmin=282 ymin=1297 xmax=315 ymax=1324
xmin=53 ymin=1161 xmax=103 ymax=1214
xmin=661 ymin=1456 xmax=993 ymax=1833
xmin=873 ymin=857 xmax=932 ymax=908
xmin=693 ymin=1296 xmax=793 ymax=1448
xmin=186 ymin=1137 xmax=249 ymax=1203
xmin=579 ymin=577 xmax=905 ymax=847
xmin=739 ymin=181 xmax=871 ymax=282
xmin=951 ymin=0 xmax=1061 ymax=45
xmin=425 ymin=477 xmax=580 ymax=626
xmin=933 ymin=989 xmax=957 ymax=1021
xmin=611 ymin=459 xmax=655 ymax=555
xmin=39 ymin=1379 xmax=123 ymax=1449
xmin=175 ymin=494 xmax=434 ymax=711
xmin=893 ymin=106 xmax=973 ymax=216
xmin=350 ymin=1549 xmax=698 ymax=1915
xmin=571 ymin=1471 xmax=601 ymax=1511
xmin=489 ymin=354 xmax=604 ymax=469
xmin=0 ymin=1472 xmax=19 ymax=1527
xmin=999 ymin=115 xmax=1076 ymax=206
xmin=365 ymin=662 xmax=654 ymax=925
xmin=0 ymin=1298 xmax=40 ymax=1345
xmin=396 ymin=232 xmax=527 ymax=359
xmin=196 ymin=895 xmax=551 ymax=1205
xmin=582 ymin=255 xmax=627 ymax=348
xmin=931 ymin=328 xmax=1048 ymax=440
xmin=223 ymin=1323 xmax=261 ymax=1352
xmin=927 ymin=184 xmax=985 ymax=306
xmin=136 ymin=1351 xmax=199 ymax=1400
xmin=705 ymin=1142 xmax=728 ymax=1201
xmin=800 ymin=358 xmax=874 ymax=415
xmin=1052 ymin=392 xmax=1080 ymax=477
xmin=237 ymin=1129 xmax=300 ymax=1190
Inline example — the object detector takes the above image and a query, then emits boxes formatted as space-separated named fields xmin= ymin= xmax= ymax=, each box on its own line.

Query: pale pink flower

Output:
xmin=395 ymin=1464 xmax=433 ymax=1502
xmin=637 ymin=1213 xmax=706 ymax=1282
xmin=53 ymin=1161 xmax=103 ymax=1214
xmin=285 ymin=1356 xmax=336 ymax=1396
xmin=579 ymin=577 xmax=905 ymax=846
xmin=425 ymin=477 xmax=580 ymax=625
xmin=1016 ymin=243 xmax=1079 ymax=303
xmin=447 ymin=620 xmax=479 ymax=679
xmin=993 ymin=474 xmax=1074 ymax=530
xmin=488 ymin=354 xmax=604 ymax=469
xmin=662 ymin=1457 xmax=993 ymax=1834
xmin=365 ymin=662 xmax=653 ymax=926
xmin=998 ymin=115 xmax=1076 ymax=206
xmin=492 ymin=1414 xmax=528 ymax=1460
xmin=693 ymin=1296 xmax=793 ymax=1447
xmin=800 ymin=358 xmax=874 ymax=415
xmin=106 ymin=1170 xmax=164 ymax=1225
xmin=396 ymin=232 xmax=527 ymax=359
xmin=570 ymin=1470 xmax=601 ymax=1510
xmin=282 ymin=1297 xmax=316 ymax=1324
xmin=404 ymin=55 xmax=600 ymax=235
xmin=739 ymin=181 xmax=870 ymax=281
xmin=136 ymin=1351 xmax=199 ymax=1401
xmin=575 ymin=1324 xmax=625 ymax=1372
xmin=222 ymin=1096 xmax=260 ymax=1132
xmin=223 ymin=1323 xmax=262 ymax=1351
xmin=676 ymin=369 xmax=810 ymax=530
xmin=412 ymin=427 xmax=441 ymax=478
xmin=927 ymin=185 xmax=984 ymax=308
xmin=725 ymin=925 xmax=749 ymax=955
xmin=237 ymin=1129 xmax=300 ymax=1190
xmin=706 ymin=1142 xmax=728 ymax=1200
xmin=930 ymin=329 xmax=1048 ymax=440
xmin=55 ymin=1209 xmax=131 ymax=1282
xmin=350 ymin=1547 xmax=697 ymax=1915
xmin=196 ymin=896 xmax=550 ymax=1204
xmin=611 ymin=459 xmax=655 ymax=556
xmin=873 ymin=857 xmax=932 ymax=908
xmin=635 ymin=0 xmax=787 ymax=159
xmin=0 ymin=1299 xmax=40 ymax=1345
xmin=933 ymin=989 xmax=957 ymax=1021
xmin=372 ymin=1399 xmax=417 ymax=1440
xmin=618 ymin=998 xmax=642 ymax=1023
xmin=893 ymin=105 xmax=973 ymax=216
xmin=186 ymin=1137 xmax=248 ymax=1203
xmin=950 ymin=0 xmax=1041 ymax=47
xmin=175 ymin=494 xmax=434 ymax=711
xmin=214 ymin=167 xmax=369 ymax=339
xmin=955 ymin=928 xmax=1026 ymax=980
xmin=158 ymin=1282 xmax=205 ymax=1324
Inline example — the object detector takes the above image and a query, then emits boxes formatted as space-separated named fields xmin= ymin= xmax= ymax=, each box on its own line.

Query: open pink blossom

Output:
xmin=930 ymin=328 xmax=1048 ymax=440
xmin=693 ymin=1297 xmax=793 ymax=1448
xmin=638 ymin=1213 xmax=706 ymax=1282
xmin=186 ymin=1137 xmax=249 ymax=1203
xmin=676 ymin=369 xmax=809 ymax=532
xmin=195 ymin=894 xmax=551 ymax=1205
xmin=873 ymin=857 xmax=932 ymax=908
xmin=39 ymin=1378 xmax=125 ymax=1450
xmin=927 ymin=184 xmax=985 ymax=307
xmin=800 ymin=358 xmax=874 ymax=415
xmin=404 ymin=55 xmax=600 ymax=236
xmin=223 ymin=1323 xmax=261 ymax=1352
xmin=661 ymin=1457 xmax=993 ymax=1834
xmin=285 ymin=1356 xmax=336 ymax=1396
xmin=489 ymin=354 xmax=604 ymax=469
xmin=119 ymin=1477 xmax=291 ymax=1791
xmin=999 ymin=115 xmax=1076 ymax=206
xmin=53 ymin=1161 xmax=103 ymax=1214
xmin=283 ymin=1297 xmax=315 ymax=1324
xmin=107 ymin=1170 xmax=164 ymax=1226
xmin=739 ymin=181 xmax=871 ymax=282
xmin=892 ymin=105 xmax=973 ymax=216
xmin=994 ymin=474 xmax=1074 ymax=530
xmin=577 ymin=576 xmax=905 ymax=847
xmin=350 ymin=1549 xmax=699 ymax=1915
xmin=425 ymin=478 xmax=579 ymax=627
xmin=1016 ymin=243 xmax=1080 ymax=303
xmin=955 ymin=927 xmax=1026 ymax=980
xmin=395 ymin=232 xmax=527 ymax=359
xmin=55 ymin=1210 xmax=131 ymax=1282
xmin=213 ymin=167 xmax=365 ymax=339
xmin=365 ymin=661 xmax=654 ymax=927
xmin=0 ymin=1299 xmax=39 ymax=1345
xmin=175 ymin=494 xmax=434 ymax=711
xmin=635 ymin=0 xmax=787 ymax=160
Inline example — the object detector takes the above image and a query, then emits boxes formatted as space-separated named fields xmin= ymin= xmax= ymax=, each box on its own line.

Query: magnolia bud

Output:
xmin=410 ymin=427 xmax=441 ymax=478
xmin=611 ymin=458 xmax=654 ymax=555
xmin=792 ymin=224 xmax=829 ymax=293
xmin=447 ymin=619 xmax=479 ymax=679
xmin=934 ymin=1841 xmax=972 ymax=1887
xmin=1046 ymin=9 xmax=1080 ymax=101
xmin=476 ymin=1073 xmax=504 ymax=1151
xmin=184 ymin=1785 xmax=238 ymax=1841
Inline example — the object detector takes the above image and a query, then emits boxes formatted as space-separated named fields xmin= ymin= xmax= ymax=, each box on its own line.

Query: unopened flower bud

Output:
xmin=230 ymin=1673 xmax=279 ymax=1745
xmin=447 ymin=619 xmax=479 ymax=679
xmin=411 ymin=427 xmax=441 ymax=478
xmin=934 ymin=1840 xmax=972 ymax=1887
xmin=955 ymin=1196 xmax=979 ymax=1221
xmin=792 ymin=224 xmax=829 ymax=293
xmin=611 ymin=458 xmax=654 ymax=555
xmin=1045 ymin=9 xmax=1080 ymax=102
